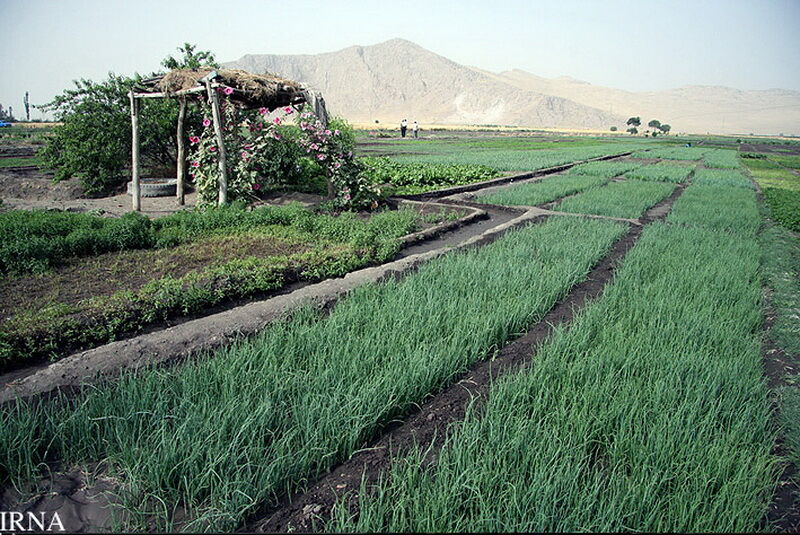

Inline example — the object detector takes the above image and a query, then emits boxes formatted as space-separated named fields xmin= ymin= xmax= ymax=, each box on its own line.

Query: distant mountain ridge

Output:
xmin=225 ymin=38 xmax=800 ymax=135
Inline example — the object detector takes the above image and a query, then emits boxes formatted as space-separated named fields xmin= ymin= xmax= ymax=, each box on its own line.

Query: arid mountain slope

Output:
xmin=226 ymin=39 xmax=800 ymax=135
xmin=494 ymin=69 xmax=800 ymax=135
xmin=226 ymin=39 xmax=623 ymax=130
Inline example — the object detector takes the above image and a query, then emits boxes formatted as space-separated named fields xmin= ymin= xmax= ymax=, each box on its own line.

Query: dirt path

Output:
xmin=246 ymin=185 xmax=686 ymax=533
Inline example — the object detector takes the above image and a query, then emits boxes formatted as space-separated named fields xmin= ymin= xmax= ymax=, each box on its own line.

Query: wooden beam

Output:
xmin=205 ymin=79 xmax=228 ymax=206
xmin=176 ymin=97 xmax=187 ymax=206
xmin=132 ymin=86 xmax=207 ymax=99
xmin=129 ymin=91 xmax=141 ymax=211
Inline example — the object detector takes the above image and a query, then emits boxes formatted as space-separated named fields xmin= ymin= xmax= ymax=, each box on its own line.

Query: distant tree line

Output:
xmin=613 ymin=116 xmax=671 ymax=136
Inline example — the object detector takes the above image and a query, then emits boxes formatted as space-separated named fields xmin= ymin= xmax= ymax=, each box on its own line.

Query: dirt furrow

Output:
xmin=246 ymin=185 xmax=686 ymax=533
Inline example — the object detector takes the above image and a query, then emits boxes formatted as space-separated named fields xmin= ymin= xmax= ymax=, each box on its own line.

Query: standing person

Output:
xmin=400 ymin=118 xmax=408 ymax=138
xmin=412 ymin=121 xmax=419 ymax=138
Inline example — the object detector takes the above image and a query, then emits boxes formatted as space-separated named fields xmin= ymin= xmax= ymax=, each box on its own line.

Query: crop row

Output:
xmin=392 ymin=143 xmax=647 ymax=171
xmin=624 ymin=162 xmax=694 ymax=183
xmin=703 ymin=149 xmax=741 ymax=169
xmin=359 ymin=156 xmax=499 ymax=194
xmin=0 ymin=216 xmax=628 ymax=532
xmin=0 ymin=204 xmax=417 ymax=276
xmin=568 ymin=160 xmax=643 ymax=178
xmin=555 ymin=179 xmax=675 ymax=219
xmin=693 ymin=168 xmax=754 ymax=189
xmin=478 ymin=174 xmax=609 ymax=207
xmin=633 ymin=146 xmax=709 ymax=160
xmin=667 ymin=184 xmax=761 ymax=236
xmin=331 ymin=190 xmax=771 ymax=532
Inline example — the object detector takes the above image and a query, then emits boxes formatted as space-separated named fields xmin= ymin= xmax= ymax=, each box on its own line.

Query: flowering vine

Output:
xmin=297 ymin=111 xmax=379 ymax=209
xmin=187 ymin=88 xmax=378 ymax=210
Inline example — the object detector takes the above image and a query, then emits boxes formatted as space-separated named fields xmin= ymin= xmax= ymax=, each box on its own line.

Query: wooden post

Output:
xmin=205 ymin=80 xmax=228 ymax=206
xmin=176 ymin=97 xmax=186 ymax=205
xmin=129 ymin=91 xmax=141 ymax=211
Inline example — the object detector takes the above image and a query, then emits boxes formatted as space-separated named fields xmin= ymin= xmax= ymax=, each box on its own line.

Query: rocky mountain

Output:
xmin=225 ymin=38 xmax=800 ymax=135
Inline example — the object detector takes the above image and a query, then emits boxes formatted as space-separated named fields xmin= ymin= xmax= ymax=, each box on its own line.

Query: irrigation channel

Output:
xmin=7 ymin=149 xmax=779 ymax=533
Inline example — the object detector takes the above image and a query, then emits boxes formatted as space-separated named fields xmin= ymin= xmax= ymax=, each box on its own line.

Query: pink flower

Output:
xmin=202 ymin=118 xmax=211 ymax=127
xmin=209 ymin=146 xmax=217 ymax=152
xmin=273 ymin=117 xmax=281 ymax=125
xmin=189 ymin=136 xmax=200 ymax=144
xmin=241 ymin=150 xmax=249 ymax=159
xmin=317 ymin=153 xmax=327 ymax=161
xmin=259 ymin=107 xmax=268 ymax=115
xmin=324 ymin=129 xmax=332 ymax=136
xmin=333 ymin=162 xmax=342 ymax=169
xmin=271 ymin=132 xmax=282 ymax=141
xmin=334 ymin=129 xmax=340 ymax=136
xmin=283 ymin=106 xmax=293 ymax=114
xmin=252 ymin=183 xmax=261 ymax=191
xmin=191 ymin=161 xmax=200 ymax=168
xmin=223 ymin=87 xmax=234 ymax=95
xmin=310 ymin=143 xmax=319 ymax=150
xmin=243 ymin=144 xmax=253 ymax=150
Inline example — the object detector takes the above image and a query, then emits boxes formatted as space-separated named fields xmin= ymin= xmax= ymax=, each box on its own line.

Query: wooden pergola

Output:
xmin=128 ymin=68 xmax=311 ymax=211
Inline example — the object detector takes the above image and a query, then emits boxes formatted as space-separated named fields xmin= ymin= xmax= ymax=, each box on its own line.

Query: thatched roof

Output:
xmin=138 ymin=68 xmax=306 ymax=109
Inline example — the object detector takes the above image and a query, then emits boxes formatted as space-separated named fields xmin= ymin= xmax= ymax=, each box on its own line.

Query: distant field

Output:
xmin=0 ymin=156 xmax=44 ymax=167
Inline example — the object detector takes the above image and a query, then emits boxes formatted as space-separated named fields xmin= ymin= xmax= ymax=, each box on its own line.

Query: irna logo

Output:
xmin=0 ymin=511 xmax=65 ymax=532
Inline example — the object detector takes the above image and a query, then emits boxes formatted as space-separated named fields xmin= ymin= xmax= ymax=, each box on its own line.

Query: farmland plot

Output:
xmin=478 ymin=174 xmax=609 ymax=207
xmin=624 ymin=162 xmax=694 ymax=183
xmin=555 ymin=180 xmax=675 ymax=219
xmin=1 ymin=217 xmax=627 ymax=532
xmin=332 ymin=210 xmax=772 ymax=533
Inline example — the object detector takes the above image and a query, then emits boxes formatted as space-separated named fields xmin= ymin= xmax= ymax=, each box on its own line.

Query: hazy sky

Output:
xmin=1 ymin=0 xmax=798 ymax=119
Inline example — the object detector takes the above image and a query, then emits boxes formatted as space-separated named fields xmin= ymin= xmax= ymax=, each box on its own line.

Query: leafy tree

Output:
xmin=626 ymin=127 xmax=638 ymax=135
xmin=659 ymin=123 xmax=671 ymax=134
xmin=162 ymin=43 xmax=219 ymax=70
xmin=626 ymin=116 xmax=641 ymax=127
xmin=648 ymin=119 xmax=661 ymax=129
xmin=610 ymin=126 xmax=618 ymax=132
xmin=40 ymin=44 xmax=216 ymax=196
xmin=24 ymin=92 xmax=30 ymax=121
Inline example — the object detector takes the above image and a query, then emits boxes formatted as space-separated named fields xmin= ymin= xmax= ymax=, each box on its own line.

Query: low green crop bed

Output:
xmin=633 ymin=146 xmax=708 ymax=160
xmin=667 ymin=184 xmax=760 ymax=236
xmin=359 ymin=156 xmax=499 ymax=194
xmin=392 ymin=143 xmax=646 ymax=172
xmin=743 ymin=157 xmax=800 ymax=232
xmin=0 ymin=204 xmax=430 ymax=369
xmin=567 ymin=160 xmax=642 ymax=178
xmin=478 ymin=174 xmax=608 ymax=207
xmin=762 ymin=188 xmax=800 ymax=231
xmin=332 ymin=221 xmax=772 ymax=533
xmin=0 ymin=155 xmax=44 ymax=168
xmin=0 ymin=217 xmax=628 ymax=532
xmin=624 ymin=162 xmax=694 ymax=183
xmin=703 ymin=149 xmax=740 ymax=168
xmin=0 ymin=203 xmax=413 ymax=276
xmin=693 ymin=168 xmax=755 ymax=189
xmin=556 ymin=179 xmax=675 ymax=219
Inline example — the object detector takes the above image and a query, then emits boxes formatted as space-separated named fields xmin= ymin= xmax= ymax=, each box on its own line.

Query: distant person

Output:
xmin=412 ymin=121 xmax=419 ymax=138
xmin=400 ymin=118 xmax=408 ymax=138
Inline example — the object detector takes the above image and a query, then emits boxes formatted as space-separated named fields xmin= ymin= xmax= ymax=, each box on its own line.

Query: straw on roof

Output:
xmin=140 ymin=68 xmax=307 ymax=109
